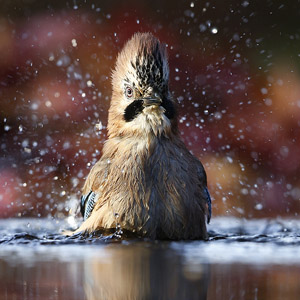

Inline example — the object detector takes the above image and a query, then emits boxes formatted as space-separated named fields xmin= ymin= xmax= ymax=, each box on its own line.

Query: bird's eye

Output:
xmin=125 ymin=87 xmax=133 ymax=99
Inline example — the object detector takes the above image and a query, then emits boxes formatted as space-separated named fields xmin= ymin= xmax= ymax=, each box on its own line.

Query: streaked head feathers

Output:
xmin=109 ymin=33 xmax=176 ymax=138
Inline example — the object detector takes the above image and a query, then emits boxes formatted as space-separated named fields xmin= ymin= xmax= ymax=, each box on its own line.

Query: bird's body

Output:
xmin=76 ymin=33 xmax=211 ymax=240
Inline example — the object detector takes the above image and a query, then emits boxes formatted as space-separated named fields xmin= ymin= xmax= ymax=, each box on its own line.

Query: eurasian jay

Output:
xmin=76 ymin=32 xmax=211 ymax=240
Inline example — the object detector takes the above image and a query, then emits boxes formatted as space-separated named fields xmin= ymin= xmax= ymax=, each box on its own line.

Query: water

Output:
xmin=0 ymin=218 xmax=300 ymax=300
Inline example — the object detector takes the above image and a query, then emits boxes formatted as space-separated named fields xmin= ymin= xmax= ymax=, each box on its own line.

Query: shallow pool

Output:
xmin=0 ymin=217 xmax=300 ymax=300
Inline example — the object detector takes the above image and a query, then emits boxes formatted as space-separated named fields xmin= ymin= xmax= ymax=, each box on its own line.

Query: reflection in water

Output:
xmin=0 ymin=257 xmax=85 ymax=299
xmin=83 ymin=244 xmax=209 ymax=300
xmin=1 ymin=243 xmax=300 ymax=300
xmin=208 ymin=264 xmax=300 ymax=300
xmin=0 ymin=244 xmax=210 ymax=300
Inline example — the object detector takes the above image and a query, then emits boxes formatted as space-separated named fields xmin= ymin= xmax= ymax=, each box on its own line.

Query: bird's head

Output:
xmin=108 ymin=32 xmax=177 ymax=138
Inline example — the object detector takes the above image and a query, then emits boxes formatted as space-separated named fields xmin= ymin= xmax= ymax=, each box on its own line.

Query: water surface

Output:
xmin=0 ymin=217 xmax=300 ymax=300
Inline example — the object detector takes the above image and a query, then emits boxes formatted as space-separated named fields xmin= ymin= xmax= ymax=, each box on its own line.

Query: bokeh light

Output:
xmin=0 ymin=0 xmax=299 ymax=219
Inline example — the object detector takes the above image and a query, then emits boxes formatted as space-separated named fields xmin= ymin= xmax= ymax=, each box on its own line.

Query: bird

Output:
xmin=75 ymin=32 xmax=211 ymax=240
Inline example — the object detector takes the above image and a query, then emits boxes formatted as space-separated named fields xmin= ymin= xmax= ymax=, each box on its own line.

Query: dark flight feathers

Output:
xmin=80 ymin=191 xmax=98 ymax=220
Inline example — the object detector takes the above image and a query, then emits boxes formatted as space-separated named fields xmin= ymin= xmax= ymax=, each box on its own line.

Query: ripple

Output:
xmin=0 ymin=217 xmax=300 ymax=265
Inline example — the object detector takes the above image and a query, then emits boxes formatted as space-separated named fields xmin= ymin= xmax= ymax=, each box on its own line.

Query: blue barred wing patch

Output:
xmin=205 ymin=187 xmax=212 ymax=224
xmin=80 ymin=191 xmax=99 ymax=220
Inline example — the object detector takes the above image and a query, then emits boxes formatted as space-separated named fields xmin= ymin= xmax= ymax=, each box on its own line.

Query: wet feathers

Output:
xmin=76 ymin=32 xmax=211 ymax=240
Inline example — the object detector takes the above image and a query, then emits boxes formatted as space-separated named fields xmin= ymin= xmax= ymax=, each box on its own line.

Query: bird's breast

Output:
xmin=96 ymin=137 xmax=205 ymax=238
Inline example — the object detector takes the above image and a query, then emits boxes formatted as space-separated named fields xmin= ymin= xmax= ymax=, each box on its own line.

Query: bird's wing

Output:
xmin=196 ymin=162 xmax=212 ymax=224
xmin=80 ymin=191 xmax=99 ymax=220
xmin=80 ymin=159 xmax=110 ymax=220
xmin=204 ymin=186 xmax=212 ymax=224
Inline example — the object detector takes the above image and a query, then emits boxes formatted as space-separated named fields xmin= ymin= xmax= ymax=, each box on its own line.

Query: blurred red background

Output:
xmin=0 ymin=0 xmax=299 ymax=219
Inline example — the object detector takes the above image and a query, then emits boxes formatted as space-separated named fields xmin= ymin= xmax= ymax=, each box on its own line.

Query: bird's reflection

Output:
xmin=82 ymin=243 xmax=210 ymax=300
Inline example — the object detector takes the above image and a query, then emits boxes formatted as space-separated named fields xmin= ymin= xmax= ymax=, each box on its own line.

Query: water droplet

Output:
xmin=242 ymin=1 xmax=249 ymax=7
xmin=45 ymin=100 xmax=52 ymax=107
xmin=261 ymin=87 xmax=268 ymax=94
xmin=211 ymin=27 xmax=218 ymax=34
xmin=95 ymin=121 xmax=103 ymax=131
xmin=255 ymin=203 xmax=263 ymax=210
xmin=241 ymin=188 xmax=248 ymax=195
xmin=226 ymin=156 xmax=233 ymax=163
xmin=71 ymin=39 xmax=77 ymax=47
xmin=264 ymin=98 xmax=272 ymax=106
xmin=214 ymin=112 xmax=222 ymax=120
xmin=199 ymin=24 xmax=207 ymax=32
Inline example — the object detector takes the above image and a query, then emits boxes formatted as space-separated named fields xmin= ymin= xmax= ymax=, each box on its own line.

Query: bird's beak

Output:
xmin=142 ymin=94 xmax=162 ymax=107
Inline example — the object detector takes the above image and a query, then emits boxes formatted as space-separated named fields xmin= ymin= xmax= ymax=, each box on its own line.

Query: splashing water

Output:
xmin=1 ymin=217 xmax=300 ymax=258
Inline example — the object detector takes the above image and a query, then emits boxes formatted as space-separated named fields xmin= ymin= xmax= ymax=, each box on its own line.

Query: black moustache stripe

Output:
xmin=124 ymin=100 xmax=144 ymax=122
xmin=123 ymin=99 xmax=176 ymax=122
xmin=162 ymin=99 xmax=176 ymax=120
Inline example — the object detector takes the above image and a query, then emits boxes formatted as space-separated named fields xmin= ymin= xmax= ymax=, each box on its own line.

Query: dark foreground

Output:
xmin=0 ymin=217 xmax=300 ymax=300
